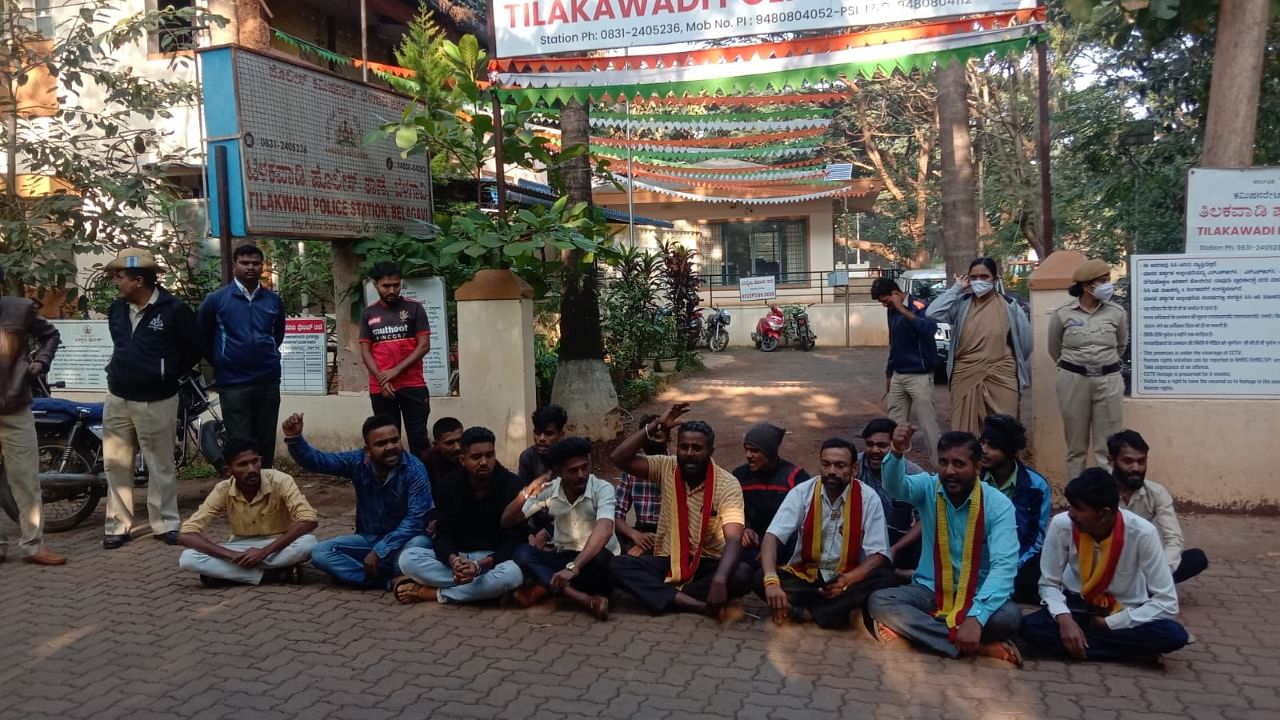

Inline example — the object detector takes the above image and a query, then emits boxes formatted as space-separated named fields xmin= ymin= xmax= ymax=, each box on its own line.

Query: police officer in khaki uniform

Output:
xmin=1048 ymin=259 xmax=1128 ymax=481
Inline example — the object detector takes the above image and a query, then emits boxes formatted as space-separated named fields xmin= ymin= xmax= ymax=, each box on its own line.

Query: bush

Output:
xmin=616 ymin=375 xmax=657 ymax=410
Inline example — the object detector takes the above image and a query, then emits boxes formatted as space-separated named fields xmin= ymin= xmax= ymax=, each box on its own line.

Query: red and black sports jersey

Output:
xmin=359 ymin=298 xmax=430 ymax=391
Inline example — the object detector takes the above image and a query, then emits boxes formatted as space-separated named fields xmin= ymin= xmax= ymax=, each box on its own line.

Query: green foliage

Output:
xmin=601 ymin=246 xmax=664 ymax=377
xmin=676 ymin=350 xmax=704 ymax=372
xmin=660 ymin=241 xmax=700 ymax=342
xmin=615 ymin=375 xmax=658 ymax=411
xmin=0 ymin=0 xmax=226 ymax=298
xmin=534 ymin=333 xmax=558 ymax=406
xmin=264 ymin=240 xmax=336 ymax=315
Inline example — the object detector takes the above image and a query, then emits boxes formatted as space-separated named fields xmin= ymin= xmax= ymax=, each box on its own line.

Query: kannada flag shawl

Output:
xmin=933 ymin=483 xmax=986 ymax=641
xmin=782 ymin=482 xmax=863 ymax=583
xmin=666 ymin=463 xmax=717 ymax=586
xmin=1074 ymin=511 xmax=1126 ymax=615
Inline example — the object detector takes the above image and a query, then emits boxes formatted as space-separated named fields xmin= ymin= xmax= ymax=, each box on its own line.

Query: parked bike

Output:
xmin=751 ymin=304 xmax=816 ymax=352
xmin=0 ymin=370 xmax=224 ymax=532
xmin=697 ymin=306 xmax=731 ymax=353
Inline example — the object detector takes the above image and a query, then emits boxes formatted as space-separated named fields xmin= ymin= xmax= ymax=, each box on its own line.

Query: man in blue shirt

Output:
xmin=867 ymin=425 xmax=1023 ymax=666
xmin=197 ymin=244 xmax=286 ymax=467
xmin=281 ymin=412 xmax=432 ymax=588
xmin=979 ymin=414 xmax=1051 ymax=603
xmin=871 ymin=277 xmax=941 ymax=468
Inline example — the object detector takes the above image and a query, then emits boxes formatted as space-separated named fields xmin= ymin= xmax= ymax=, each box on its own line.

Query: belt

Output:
xmin=1058 ymin=360 xmax=1121 ymax=377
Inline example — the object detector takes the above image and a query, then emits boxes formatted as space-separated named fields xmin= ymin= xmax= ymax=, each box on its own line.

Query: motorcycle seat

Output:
xmin=31 ymin=397 xmax=104 ymax=423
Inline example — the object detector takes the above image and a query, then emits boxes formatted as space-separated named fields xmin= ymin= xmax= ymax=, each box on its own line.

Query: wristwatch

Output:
xmin=565 ymin=561 xmax=578 ymax=574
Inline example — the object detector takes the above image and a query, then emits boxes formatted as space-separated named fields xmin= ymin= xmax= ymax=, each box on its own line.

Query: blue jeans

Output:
xmin=397 ymin=547 xmax=524 ymax=604
xmin=867 ymin=583 xmax=1022 ymax=657
xmin=1020 ymin=607 xmax=1189 ymax=661
xmin=310 ymin=533 xmax=432 ymax=588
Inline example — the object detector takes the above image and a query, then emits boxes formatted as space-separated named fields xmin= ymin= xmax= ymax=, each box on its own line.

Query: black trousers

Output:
xmin=513 ymin=544 xmax=612 ymax=595
xmin=218 ymin=381 xmax=282 ymax=468
xmin=755 ymin=565 xmax=897 ymax=629
xmin=609 ymin=553 xmax=753 ymax=613
xmin=1173 ymin=549 xmax=1209 ymax=583
xmin=370 ymin=385 xmax=430 ymax=456
xmin=1014 ymin=554 xmax=1043 ymax=604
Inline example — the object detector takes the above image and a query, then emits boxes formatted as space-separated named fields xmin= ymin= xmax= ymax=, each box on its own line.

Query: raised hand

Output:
xmin=890 ymin=424 xmax=917 ymax=455
xmin=281 ymin=413 xmax=304 ymax=438
xmin=657 ymin=402 xmax=692 ymax=431
xmin=953 ymin=273 xmax=971 ymax=290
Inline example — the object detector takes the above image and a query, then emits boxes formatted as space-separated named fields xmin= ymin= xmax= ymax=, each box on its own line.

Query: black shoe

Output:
xmin=103 ymin=534 xmax=130 ymax=550
xmin=153 ymin=531 xmax=180 ymax=545
xmin=199 ymin=574 xmax=235 ymax=588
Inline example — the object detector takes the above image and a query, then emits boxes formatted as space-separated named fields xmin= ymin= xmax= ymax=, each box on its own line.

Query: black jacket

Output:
xmin=432 ymin=464 xmax=526 ymax=564
xmin=106 ymin=288 xmax=200 ymax=401
xmin=0 ymin=297 xmax=60 ymax=413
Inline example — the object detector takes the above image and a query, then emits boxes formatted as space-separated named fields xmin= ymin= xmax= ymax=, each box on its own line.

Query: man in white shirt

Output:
xmin=1107 ymin=430 xmax=1208 ymax=583
xmin=502 ymin=436 xmax=617 ymax=620
xmin=758 ymin=437 xmax=896 ymax=629
xmin=1021 ymin=468 xmax=1189 ymax=662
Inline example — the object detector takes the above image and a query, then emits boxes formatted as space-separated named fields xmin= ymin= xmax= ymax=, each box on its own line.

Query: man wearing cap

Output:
xmin=1048 ymin=258 xmax=1127 ymax=480
xmin=0 ymin=267 xmax=66 ymax=566
xmin=731 ymin=422 xmax=809 ymax=561
xmin=101 ymin=249 xmax=200 ymax=549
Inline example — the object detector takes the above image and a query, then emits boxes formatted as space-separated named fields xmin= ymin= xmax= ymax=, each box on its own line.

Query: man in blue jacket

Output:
xmin=979 ymin=414 xmax=1051 ymax=603
xmin=197 ymin=244 xmax=286 ymax=467
xmin=101 ymin=249 xmax=201 ymax=549
xmin=871 ymin=277 xmax=940 ymax=468
xmin=281 ymin=412 xmax=432 ymax=589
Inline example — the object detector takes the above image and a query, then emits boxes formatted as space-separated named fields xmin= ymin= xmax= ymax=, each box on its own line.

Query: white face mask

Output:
xmin=970 ymin=279 xmax=994 ymax=297
xmin=1091 ymin=282 xmax=1115 ymax=303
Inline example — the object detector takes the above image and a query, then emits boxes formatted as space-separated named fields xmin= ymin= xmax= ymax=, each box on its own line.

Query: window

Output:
xmin=34 ymin=0 xmax=54 ymax=37
xmin=700 ymin=218 xmax=809 ymax=286
xmin=149 ymin=0 xmax=196 ymax=54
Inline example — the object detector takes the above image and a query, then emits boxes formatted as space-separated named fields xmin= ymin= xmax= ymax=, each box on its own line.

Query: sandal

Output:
xmin=588 ymin=596 xmax=609 ymax=621
xmin=391 ymin=576 xmax=437 ymax=604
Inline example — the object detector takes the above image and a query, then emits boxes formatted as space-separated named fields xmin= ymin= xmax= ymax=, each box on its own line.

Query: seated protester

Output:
xmin=421 ymin=416 xmax=464 ymax=490
xmin=859 ymin=418 xmax=924 ymax=572
xmin=393 ymin=427 xmax=525 ymax=604
xmin=615 ymin=414 xmax=667 ymax=557
xmin=867 ymin=426 xmax=1023 ymax=666
xmin=517 ymin=404 xmax=568 ymax=483
xmin=283 ymin=413 xmax=432 ymax=589
xmin=178 ymin=437 xmax=318 ymax=586
xmin=1021 ymin=468 xmax=1189 ymax=662
xmin=979 ymin=414 xmax=1051 ymax=603
xmin=758 ymin=438 xmax=896 ymax=629
xmin=1108 ymin=430 xmax=1208 ymax=584
xmin=504 ymin=437 xmax=619 ymax=620
xmin=731 ymin=422 xmax=809 ymax=559
xmin=608 ymin=403 xmax=753 ymax=618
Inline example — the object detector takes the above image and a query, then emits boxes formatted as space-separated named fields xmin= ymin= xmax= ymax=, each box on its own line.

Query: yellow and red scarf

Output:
xmin=933 ymin=483 xmax=985 ymax=641
xmin=783 ymin=482 xmax=862 ymax=582
xmin=1074 ymin=511 xmax=1126 ymax=615
xmin=666 ymin=463 xmax=717 ymax=585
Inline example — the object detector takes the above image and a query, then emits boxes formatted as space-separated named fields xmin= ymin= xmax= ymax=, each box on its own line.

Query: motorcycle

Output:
xmin=751 ymin=304 xmax=816 ymax=352
xmin=0 ymin=370 xmax=224 ymax=532
xmin=698 ymin=306 xmax=731 ymax=353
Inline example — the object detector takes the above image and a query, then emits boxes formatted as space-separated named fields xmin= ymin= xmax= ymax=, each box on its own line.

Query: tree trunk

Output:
xmin=551 ymin=99 xmax=620 ymax=440
xmin=1201 ymin=0 xmax=1269 ymax=167
xmin=936 ymin=61 xmax=978 ymax=281
xmin=235 ymin=0 xmax=271 ymax=49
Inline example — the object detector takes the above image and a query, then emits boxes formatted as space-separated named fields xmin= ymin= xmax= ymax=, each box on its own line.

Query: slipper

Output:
xmin=979 ymin=640 xmax=1024 ymax=668
xmin=391 ymin=576 xmax=436 ymax=604
xmin=588 ymin=596 xmax=609 ymax=621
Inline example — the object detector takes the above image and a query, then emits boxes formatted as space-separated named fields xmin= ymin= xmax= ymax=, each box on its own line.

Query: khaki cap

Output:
xmin=1071 ymin=258 xmax=1110 ymax=283
xmin=103 ymin=248 xmax=163 ymax=272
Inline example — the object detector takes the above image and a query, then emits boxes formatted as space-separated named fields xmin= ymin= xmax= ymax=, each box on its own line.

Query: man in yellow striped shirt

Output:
xmin=178 ymin=437 xmax=319 ymax=586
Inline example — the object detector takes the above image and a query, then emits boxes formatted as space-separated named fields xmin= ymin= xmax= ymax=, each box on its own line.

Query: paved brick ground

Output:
xmin=3 ymin=349 xmax=1278 ymax=719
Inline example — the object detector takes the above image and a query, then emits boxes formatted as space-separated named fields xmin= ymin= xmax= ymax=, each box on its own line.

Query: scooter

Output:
xmin=751 ymin=304 xmax=816 ymax=352
xmin=0 ymin=369 xmax=224 ymax=532
xmin=700 ymin=306 xmax=731 ymax=352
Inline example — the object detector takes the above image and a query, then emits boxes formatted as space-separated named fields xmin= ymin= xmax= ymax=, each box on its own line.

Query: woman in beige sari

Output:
xmin=925 ymin=258 xmax=1032 ymax=436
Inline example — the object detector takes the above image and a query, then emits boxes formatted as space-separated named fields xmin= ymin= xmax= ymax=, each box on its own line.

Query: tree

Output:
xmin=0 ymin=0 xmax=223 ymax=303
xmin=936 ymin=60 xmax=979 ymax=280
xmin=550 ymin=98 xmax=620 ymax=440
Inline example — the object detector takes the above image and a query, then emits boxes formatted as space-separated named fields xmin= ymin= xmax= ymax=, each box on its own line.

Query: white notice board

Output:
xmin=362 ymin=277 xmax=452 ymax=396
xmin=1185 ymin=167 xmax=1280 ymax=254
xmin=280 ymin=318 xmax=328 ymax=395
xmin=48 ymin=320 xmax=112 ymax=391
xmin=1132 ymin=253 xmax=1280 ymax=398
xmin=739 ymin=275 xmax=777 ymax=302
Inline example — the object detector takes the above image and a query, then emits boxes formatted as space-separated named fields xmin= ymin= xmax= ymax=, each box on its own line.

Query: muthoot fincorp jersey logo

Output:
xmin=371 ymin=324 xmax=409 ymax=338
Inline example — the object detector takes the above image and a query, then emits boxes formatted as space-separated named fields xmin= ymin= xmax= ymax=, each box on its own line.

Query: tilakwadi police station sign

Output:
xmin=492 ymin=0 xmax=1039 ymax=57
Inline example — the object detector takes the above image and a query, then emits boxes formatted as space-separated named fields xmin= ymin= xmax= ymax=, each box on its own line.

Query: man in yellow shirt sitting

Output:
xmin=178 ymin=437 xmax=319 ymax=586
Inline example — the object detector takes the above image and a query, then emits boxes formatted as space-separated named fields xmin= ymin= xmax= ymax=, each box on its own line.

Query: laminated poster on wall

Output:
xmin=362 ymin=277 xmax=453 ymax=397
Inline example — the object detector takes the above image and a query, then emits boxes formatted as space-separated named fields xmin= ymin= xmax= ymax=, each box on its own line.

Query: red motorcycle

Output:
xmin=751 ymin=304 xmax=816 ymax=352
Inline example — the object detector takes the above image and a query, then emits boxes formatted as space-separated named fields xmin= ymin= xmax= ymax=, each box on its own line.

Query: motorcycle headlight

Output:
xmin=723 ymin=312 xmax=731 ymax=325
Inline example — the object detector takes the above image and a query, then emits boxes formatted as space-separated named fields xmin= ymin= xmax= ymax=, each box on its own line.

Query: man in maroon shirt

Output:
xmin=360 ymin=262 xmax=431 ymax=456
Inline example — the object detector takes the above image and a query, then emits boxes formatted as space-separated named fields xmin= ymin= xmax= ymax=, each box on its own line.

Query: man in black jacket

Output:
xmin=101 ymin=250 xmax=200 ymax=549
xmin=0 ymin=267 xmax=65 ymax=565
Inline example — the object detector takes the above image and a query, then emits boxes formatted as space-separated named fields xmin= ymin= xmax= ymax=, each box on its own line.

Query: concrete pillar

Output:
xmin=1027 ymin=250 xmax=1086 ymax=491
xmin=455 ymin=269 xmax=537 ymax=468
xmin=332 ymin=239 xmax=367 ymax=393
xmin=207 ymin=0 xmax=239 ymax=45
